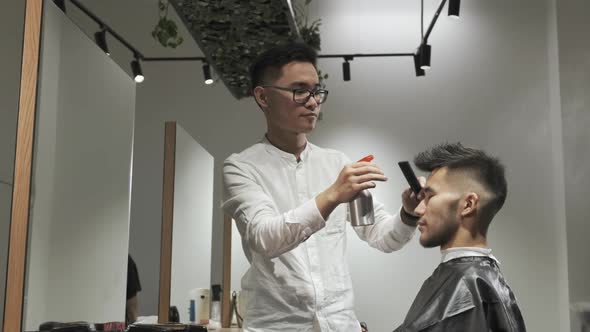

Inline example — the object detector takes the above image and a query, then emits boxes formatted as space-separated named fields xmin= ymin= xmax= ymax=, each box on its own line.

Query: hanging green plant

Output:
xmin=293 ymin=0 xmax=328 ymax=85
xmin=171 ymin=0 xmax=300 ymax=98
xmin=168 ymin=0 xmax=326 ymax=98
xmin=152 ymin=0 xmax=184 ymax=48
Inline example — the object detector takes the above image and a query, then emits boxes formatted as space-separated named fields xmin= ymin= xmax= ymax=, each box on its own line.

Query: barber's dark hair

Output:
xmin=414 ymin=142 xmax=507 ymax=226
xmin=250 ymin=42 xmax=318 ymax=90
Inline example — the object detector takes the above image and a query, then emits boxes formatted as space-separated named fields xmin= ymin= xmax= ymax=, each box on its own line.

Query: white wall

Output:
xmin=24 ymin=2 xmax=136 ymax=329
xmin=307 ymin=1 xmax=568 ymax=331
xmin=130 ymin=1 xmax=569 ymax=331
xmin=62 ymin=0 xmax=215 ymax=315
xmin=545 ymin=0 xmax=571 ymax=329
xmin=170 ymin=123 xmax=214 ymax=323
xmin=129 ymin=62 xmax=262 ymax=315
xmin=56 ymin=1 xmax=579 ymax=330
xmin=0 ymin=0 xmax=25 ymax=328
xmin=555 ymin=0 xmax=590 ymax=330
xmin=22 ymin=0 xmax=63 ymax=324
xmin=133 ymin=1 xmax=572 ymax=330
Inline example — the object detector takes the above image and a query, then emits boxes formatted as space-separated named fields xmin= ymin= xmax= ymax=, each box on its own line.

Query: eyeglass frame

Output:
xmin=260 ymin=85 xmax=329 ymax=105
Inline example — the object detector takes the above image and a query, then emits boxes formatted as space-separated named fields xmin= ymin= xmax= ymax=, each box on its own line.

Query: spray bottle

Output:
xmin=349 ymin=155 xmax=376 ymax=227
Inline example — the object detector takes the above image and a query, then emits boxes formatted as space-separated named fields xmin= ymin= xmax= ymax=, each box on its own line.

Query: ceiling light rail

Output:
xmin=56 ymin=0 xmax=460 ymax=82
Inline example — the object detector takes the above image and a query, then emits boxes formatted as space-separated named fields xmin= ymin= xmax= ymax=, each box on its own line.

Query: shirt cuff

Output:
xmin=287 ymin=198 xmax=326 ymax=234
xmin=392 ymin=207 xmax=417 ymax=240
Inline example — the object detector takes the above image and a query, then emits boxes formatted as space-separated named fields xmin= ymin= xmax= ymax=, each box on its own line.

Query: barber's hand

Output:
xmin=327 ymin=161 xmax=388 ymax=204
xmin=401 ymin=176 xmax=426 ymax=216
xmin=316 ymin=161 xmax=387 ymax=220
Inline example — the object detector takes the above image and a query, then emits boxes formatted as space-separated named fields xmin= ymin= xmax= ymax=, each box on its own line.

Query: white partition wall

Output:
xmin=170 ymin=124 xmax=214 ymax=323
xmin=309 ymin=2 xmax=569 ymax=330
xmin=23 ymin=2 xmax=136 ymax=330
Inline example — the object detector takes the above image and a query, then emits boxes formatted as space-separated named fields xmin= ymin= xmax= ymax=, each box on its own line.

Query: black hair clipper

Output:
xmin=398 ymin=161 xmax=422 ymax=195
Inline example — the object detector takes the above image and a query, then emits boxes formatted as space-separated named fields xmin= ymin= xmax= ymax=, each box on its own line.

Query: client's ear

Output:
xmin=460 ymin=192 xmax=479 ymax=217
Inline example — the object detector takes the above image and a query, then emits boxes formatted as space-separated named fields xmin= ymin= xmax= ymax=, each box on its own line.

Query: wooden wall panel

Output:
xmin=158 ymin=122 xmax=177 ymax=323
xmin=3 ymin=1 xmax=43 ymax=331
xmin=221 ymin=215 xmax=232 ymax=328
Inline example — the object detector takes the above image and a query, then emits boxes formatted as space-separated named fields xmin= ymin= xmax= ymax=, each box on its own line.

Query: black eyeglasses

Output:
xmin=262 ymin=85 xmax=329 ymax=105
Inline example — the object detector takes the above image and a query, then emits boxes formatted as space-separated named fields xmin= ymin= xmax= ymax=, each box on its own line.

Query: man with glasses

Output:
xmin=222 ymin=43 xmax=420 ymax=331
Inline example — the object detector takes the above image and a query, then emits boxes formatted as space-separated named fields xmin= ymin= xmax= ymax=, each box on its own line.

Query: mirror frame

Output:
xmin=160 ymin=122 xmax=221 ymax=325
xmin=158 ymin=122 xmax=176 ymax=322
xmin=3 ymin=0 xmax=42 ymax=331
xmin=221 ymin=215 xmax=232 ymax=327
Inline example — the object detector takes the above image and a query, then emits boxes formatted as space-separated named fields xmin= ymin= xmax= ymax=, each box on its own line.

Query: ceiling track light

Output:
xmin=418 ymin=44 xmax=431 ymax=70
xmin=64 ymin=0 xmax=463 ymax=84
xmin=94 ymin=28 xmax=110 ymax=56
xmin=413 ymin=54 xmax=425 ymax=77
xmin=448 ymin=0 xmax=461 ymax=19
xmin=131 ymin=57 xmax=144 ymax=83
xmin=202 ymin=63 xmax=213 ymax=85
xmin=342 ymin=56 xmax=353 ymax=82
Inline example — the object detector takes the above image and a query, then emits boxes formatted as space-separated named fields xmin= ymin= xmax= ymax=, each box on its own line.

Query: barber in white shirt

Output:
xmin=222 ymin=43 xmax=421 ymax=332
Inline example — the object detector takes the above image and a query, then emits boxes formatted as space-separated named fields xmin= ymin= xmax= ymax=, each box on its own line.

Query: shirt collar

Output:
xmin=440 ymin=246 xmax=499 ymax=264
xmin=262 ymin=135 xmax=311 ymax=163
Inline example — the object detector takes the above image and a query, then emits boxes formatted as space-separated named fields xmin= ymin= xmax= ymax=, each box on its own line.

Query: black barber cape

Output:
xmin=393 ymin=256 xmax=526 ymax=332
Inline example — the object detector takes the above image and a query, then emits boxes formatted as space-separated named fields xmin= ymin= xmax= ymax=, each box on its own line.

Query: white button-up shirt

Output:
xmin=222 ymin=138 xmax=416 ymax=332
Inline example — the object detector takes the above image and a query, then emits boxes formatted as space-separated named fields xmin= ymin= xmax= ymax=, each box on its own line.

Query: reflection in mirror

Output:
xmin=161 ymin=122 xmax=214 ymax=324
xmin=22 ymin=2 xmax=136 ymax=330
xmin=0 ymin=0 xmax=26 ymax=328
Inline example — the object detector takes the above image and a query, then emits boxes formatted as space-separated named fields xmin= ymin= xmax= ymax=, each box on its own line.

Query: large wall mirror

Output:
xmin=159 ymin=122 xmax=214 ymax=323
xmin=4 ymin=2 xmax=217 ymax=330
xmin=22 ymin=1 xmax=136 ymax=330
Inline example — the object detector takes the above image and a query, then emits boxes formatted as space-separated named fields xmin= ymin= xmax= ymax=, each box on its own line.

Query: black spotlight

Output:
xmin=94 ymin=29 xmax=109 ymax=56
xmin=419 ymin=44 xmax=431 ymax=70
xmin=54 ymin=0 xmax=66 ymax=12
xmin=342 ymin=56 xmax=353 ymax=81
xmin=202 ymin=63 xmax=213 ymax=85
xmin=413 ymin=54 xmax=425 ymax=77
xmin=342 ymin=61 xmax=351 ymax=81
xmin=448 ymin=0 xmax=461 ymax=19
xmin=131 ymin=59 xmax=144 ymax=83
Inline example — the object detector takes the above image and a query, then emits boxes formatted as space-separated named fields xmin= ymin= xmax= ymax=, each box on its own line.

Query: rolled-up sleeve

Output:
xmin=222 ymin=157 xmax=326 ymax=258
